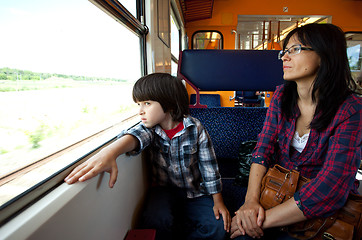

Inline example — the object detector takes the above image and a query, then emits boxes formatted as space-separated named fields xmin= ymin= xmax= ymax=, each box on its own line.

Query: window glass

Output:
xmin=346 ymin=32 xmax=362 ymax=88
xmin=118 ymin=0 xmax=137 ymax=17
xmin=171 ymin=61 xmax=178 ymax=77
xmin=192 ymin=31 xmax=223 ymax=49
xmin=0 ymin=0 xmax=141 ymax=206
xmin=171 ymin=15 xmax=180 ymax=59
xmin=170 ymin=9 xmax=180 ymax=76
xmin=347 ymin=44 xmax=361 ymax=71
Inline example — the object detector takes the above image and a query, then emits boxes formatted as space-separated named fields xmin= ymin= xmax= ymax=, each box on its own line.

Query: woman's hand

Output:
xmin=232 ymin=200 xmax=265 ymax=238
xmin=230 ymin=216 xmax=243 ymax=238
xmin=64 ymin=148 xmax=119 ymax=188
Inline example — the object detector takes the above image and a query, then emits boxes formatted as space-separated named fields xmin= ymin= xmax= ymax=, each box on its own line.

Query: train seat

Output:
xmin=189 ymin=107 xmax=267 ymax=213
xmin=178 ymin=49 xmax=283 ymax=108
xmin=178 ymin=49 xmax=284 ymax=215
xmin=235 ymin=90 xmax=262 ymax=106
xmin=190 ymin=93 xmax=221 ymax=107
xmin=125 ymin=229 xmax=156 ymax=240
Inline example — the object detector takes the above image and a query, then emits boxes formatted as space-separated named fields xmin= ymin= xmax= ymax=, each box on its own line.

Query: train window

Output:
xmin=0 ymin=0 xmax=145 ymax=223
xmin=346 ymin=32 xmax=362 ymax=83
xmin=192 ymin=31 xmax=223 ymax=49
xmin=118 ymin=0 xmax=137 ymax=17
xmin=236 ymin=16 xmax=329 ymax=50
xmin=171 ymin=9 xmax=181 ymax=76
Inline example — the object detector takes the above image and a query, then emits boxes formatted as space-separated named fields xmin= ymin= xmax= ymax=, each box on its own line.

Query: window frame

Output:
xmin=0 ymin=0 xmax=147 ymax=226
xmin=170 ymin=6 xmax=181 ymax=64
xmin=191 ymin=30 xmax=224 ymax=49
xmin=345 ymin=31 xmax=362 ymax=72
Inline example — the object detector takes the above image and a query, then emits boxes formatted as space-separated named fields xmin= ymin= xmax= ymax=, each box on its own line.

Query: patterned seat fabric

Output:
xmin=190 ymin=107 xmax=267 ymax=160
xmin=190 ymin=107 xmax=267 ymax=215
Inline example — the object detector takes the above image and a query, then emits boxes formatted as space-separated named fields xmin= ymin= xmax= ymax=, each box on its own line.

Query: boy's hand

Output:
xmin=212 ymin=193 xmax=231 ymax=232
xmin=213 ymin=202 xmax=231 ymax=232
xmin=64 ymin=149 xmax=118 ymax=188
xmin=64 ymin=134 xmax=138 ymax=188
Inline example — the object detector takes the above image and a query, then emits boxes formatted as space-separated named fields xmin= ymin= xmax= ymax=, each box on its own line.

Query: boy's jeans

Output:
xmin=141 ymin=186 xmax=226 ymax=240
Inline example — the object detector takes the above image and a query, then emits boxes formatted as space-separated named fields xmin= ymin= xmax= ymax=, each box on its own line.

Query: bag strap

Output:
xmin=287 ymin=215 xmax=338 ymax=240
xmin=274 ymin=169 xmax=300 ymax=204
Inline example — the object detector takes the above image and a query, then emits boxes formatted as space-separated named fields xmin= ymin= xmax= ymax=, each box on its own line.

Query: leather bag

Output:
xmin=259 ymin=164 xmax=362 ymax=240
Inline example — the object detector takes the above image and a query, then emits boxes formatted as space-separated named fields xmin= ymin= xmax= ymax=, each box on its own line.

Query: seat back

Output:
xmin=190 ymin=107 xmax=267 ymax=159
xmin=190 ymin=94 xmax=221 ymax=107
xmin=178 ymin=50 xmax=283 ymax=107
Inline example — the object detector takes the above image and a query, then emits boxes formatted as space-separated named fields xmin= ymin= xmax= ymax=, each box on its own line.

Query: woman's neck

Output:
xmin=296 ymin=80 xmax=316 ymax=106
xmin=295 ymin=81 xmax=317 ymax=136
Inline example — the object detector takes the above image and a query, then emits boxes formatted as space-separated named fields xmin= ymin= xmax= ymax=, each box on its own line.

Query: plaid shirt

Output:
xmin=118 ymin=116 xmax=222 ymax=198
xmin=252 ymin=85 xmax=362 ymax=219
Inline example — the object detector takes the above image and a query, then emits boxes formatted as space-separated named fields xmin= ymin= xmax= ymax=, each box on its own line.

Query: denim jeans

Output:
xmin=232 ymin=228 xmax=298 ymax=240
xmin=140 ymin=186 xmax=226 ymax=240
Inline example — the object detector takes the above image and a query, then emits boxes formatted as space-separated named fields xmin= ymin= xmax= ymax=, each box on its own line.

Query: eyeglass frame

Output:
xmin=278 ymin=44 xmax=314 ymax=60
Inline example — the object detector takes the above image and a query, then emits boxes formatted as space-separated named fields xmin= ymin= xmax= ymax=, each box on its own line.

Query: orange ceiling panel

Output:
xmin=179 ymin=0 xmax=214 ymax=22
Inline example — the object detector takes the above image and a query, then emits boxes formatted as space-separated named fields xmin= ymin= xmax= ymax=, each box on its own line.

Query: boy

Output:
xmin=65 ymin=73 xmax=230 ymax=240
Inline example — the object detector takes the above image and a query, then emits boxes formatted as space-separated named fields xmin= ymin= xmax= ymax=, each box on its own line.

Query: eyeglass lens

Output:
xmin=278 ymin=45 xmax=301 ymax=59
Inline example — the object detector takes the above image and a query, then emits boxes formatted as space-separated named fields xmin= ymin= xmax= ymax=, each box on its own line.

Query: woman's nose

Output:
xmin=282 ymin=52 xmax=290 ymax=61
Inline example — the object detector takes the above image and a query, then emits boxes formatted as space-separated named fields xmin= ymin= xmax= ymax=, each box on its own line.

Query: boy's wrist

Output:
xmin=212 ymin=192 xmax=224 ymax=204
xmin=101 ymin=145 xmax=120 ymax=160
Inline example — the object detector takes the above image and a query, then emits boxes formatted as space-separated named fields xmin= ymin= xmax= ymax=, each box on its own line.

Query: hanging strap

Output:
xmin=274 ymin=169 xmax=300 ymax=204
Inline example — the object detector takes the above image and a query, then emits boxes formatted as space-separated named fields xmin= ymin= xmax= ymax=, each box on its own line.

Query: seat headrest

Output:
xmin=178 ymin=50 xmax=284 ymax=91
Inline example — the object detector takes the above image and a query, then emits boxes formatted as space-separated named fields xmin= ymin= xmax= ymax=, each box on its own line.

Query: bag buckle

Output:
xmin=322 ymin=232 xmax=335 ymax=240
xmin=285 ymin=172 xmax=290 ymax=180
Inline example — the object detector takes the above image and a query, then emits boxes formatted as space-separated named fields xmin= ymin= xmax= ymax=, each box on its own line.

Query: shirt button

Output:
xmin=295 ymin=167 xmax=299 ymax=170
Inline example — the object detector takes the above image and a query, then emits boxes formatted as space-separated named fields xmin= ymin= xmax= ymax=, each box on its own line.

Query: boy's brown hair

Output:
xmin=132 ymin=73 xmax=189 ymax=122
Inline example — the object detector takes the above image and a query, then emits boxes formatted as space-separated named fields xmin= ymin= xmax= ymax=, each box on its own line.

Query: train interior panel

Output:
xmin=0 ymin=0 xmax=361 ymax=239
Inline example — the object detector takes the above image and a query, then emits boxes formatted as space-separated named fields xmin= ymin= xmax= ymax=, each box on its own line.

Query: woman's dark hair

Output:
xmin=281 ymin=23 xmax=357 ymax=131
xmin=132 ymin=72 xmax=189 ymax=122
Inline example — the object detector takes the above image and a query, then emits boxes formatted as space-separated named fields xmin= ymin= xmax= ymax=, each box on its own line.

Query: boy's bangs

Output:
xmin=132 ymin=80 xmax=157 ymax=102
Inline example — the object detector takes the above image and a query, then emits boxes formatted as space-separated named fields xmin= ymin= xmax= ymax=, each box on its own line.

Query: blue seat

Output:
xmin=236 ymin=91 xmax=261 ymax=106
xmin=190 ymin=94 xmax=221 ymax=107
xmin=178 ymin=49 xmax=284 ymax=219
xmin=190 ymin=107 xmax=267 ymax=213
xmin=178 ymin=50 xmax=283 ymax=108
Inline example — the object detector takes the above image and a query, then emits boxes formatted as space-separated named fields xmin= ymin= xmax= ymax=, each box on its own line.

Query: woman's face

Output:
xmin=281 ymin=35 xmax=321 ymax=84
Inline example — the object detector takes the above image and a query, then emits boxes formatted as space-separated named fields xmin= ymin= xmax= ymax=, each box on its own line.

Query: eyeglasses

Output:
xmin=278 ymin=44 xmax=314 ymax=60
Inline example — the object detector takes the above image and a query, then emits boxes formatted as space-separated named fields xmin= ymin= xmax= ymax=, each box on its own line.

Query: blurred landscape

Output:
xmin=0 ymin=68 xmax=137 ymax=176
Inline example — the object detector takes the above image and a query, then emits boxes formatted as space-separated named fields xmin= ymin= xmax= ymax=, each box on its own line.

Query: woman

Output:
xmin=230 ymin=23 xmax=361 ymax=239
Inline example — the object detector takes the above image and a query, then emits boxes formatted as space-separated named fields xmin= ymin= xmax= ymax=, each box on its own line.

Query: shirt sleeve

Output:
xmin=295 ymin=101 xmax=362 ymax=218
xmin=117 ymin=122 xmax=153 ymax=155
xmin=196 ymin=123 xmax=222 ymax=195
xmin=251 ymin=86 xmax=283 ymax=168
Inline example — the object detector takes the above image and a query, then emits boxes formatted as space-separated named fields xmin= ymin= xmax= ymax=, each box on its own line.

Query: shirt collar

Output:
xmin=153 ymin=116 xmax=195 ymax=138
xmin=183 ymin=115 xmax=195 ymax=129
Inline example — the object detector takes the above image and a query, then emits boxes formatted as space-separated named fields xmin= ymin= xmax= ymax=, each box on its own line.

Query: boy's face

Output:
xmin=137 ymin=100 xmax=168 ymax=128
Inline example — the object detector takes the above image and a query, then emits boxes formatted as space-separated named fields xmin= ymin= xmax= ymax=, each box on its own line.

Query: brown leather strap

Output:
xmin=289 ymin=170 xmax=299 ymax=196
xmin=261 ymin=165 xmax=362 ymax=240
xmin=288 ymin=216 xmax=337 ymax=240
xmin=274 ymin=170 xmax=299 ymax=203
